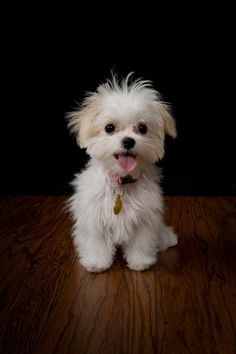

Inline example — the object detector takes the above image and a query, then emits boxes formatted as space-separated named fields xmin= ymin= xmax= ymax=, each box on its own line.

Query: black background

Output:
xmin=1 ymin=7 xmax=235 ymax=195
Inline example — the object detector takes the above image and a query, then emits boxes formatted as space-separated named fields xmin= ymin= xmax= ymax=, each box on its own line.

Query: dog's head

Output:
xmin=67 ymin=73 xmax=176 ymax=175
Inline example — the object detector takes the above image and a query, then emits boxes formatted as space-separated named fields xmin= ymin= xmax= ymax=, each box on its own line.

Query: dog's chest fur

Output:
xmin=70 ymin=160 xmax=163 ymax=244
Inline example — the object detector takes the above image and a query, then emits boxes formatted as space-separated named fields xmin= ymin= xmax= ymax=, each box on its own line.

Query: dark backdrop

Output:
xmin=1 ymin=10 xmax=235 ymax=195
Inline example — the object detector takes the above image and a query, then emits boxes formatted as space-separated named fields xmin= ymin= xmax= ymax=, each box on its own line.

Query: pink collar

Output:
xmin=108 ymin=171 xmax=141 ymax=185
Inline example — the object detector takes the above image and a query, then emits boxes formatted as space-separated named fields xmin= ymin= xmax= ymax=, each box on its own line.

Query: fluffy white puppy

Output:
xmin=67 ymin=73 xmax=178 ymax=272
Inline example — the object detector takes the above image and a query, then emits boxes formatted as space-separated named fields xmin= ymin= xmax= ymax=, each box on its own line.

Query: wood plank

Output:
xmin=0 ymin=196 xmax=236 ymax=354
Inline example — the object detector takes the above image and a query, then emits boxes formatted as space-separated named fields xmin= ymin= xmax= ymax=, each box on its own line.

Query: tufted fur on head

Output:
xmin=67 ymin=73 xmax=176 ymax=152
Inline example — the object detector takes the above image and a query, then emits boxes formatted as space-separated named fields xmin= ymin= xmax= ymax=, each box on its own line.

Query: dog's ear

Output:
xmin=67 ymin=95 xmax=100 ymax=148
xmin=153 ymin=101 xmax=177 ymax=139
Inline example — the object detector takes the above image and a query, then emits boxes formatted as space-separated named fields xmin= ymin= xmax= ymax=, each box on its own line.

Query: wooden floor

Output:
xmin=0 ymin=196 xmax=236 ymax=354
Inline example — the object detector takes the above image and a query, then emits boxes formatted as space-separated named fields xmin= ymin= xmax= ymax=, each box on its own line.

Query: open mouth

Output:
xmin=114 ymin=152 xmax=138 ymax=172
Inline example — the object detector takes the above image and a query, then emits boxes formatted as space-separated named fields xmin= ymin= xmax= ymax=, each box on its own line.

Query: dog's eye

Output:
xmin=138 ymin=123 xmax=148 ymax=134
xmin=105 ymin=124 xmax=115 ymax=134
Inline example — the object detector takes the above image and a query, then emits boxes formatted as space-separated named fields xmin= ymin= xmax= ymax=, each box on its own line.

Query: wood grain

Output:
xmin=0 ymin=196 xmax=236 ymax=354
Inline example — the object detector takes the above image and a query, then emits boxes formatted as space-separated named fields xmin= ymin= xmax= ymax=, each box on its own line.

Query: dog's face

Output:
xmin=68 ymin=74 xmax=177 ymax=175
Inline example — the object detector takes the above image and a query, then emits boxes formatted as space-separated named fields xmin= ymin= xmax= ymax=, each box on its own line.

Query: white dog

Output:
xmin=67 ymin=73 xmax=178 ymax=272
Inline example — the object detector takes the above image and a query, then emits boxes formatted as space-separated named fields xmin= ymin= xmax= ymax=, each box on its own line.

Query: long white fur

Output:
xmin=67 ymin=73 xmax=178 ymax=272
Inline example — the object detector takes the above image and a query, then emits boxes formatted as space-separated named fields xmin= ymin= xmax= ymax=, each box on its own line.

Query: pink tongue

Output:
xmin=117 ymin=154 xmax=138 ymax=172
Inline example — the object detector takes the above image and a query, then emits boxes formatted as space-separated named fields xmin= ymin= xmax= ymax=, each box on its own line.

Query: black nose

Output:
xmin=122 ymin=137 xmax=136 ymax=150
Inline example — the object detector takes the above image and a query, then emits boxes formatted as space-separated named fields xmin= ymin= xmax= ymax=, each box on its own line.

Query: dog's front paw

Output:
xmin=80 ymin=257 xmax=113 ymax=273
xmin=127 ymin=257 xmax=157 ymax=272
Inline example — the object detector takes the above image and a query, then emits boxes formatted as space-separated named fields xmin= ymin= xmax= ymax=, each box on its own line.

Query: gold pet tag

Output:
xmin=113 ymin=194 xmax=122 ymax=215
